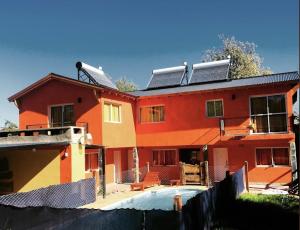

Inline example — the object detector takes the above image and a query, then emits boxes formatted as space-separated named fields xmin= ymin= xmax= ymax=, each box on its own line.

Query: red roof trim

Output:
xmin=8 ymin=73 xmax=137 ymax=102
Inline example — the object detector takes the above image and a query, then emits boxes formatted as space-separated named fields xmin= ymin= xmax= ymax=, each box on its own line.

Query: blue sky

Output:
xmin=0 ymin=0 xmax=298 ymax=126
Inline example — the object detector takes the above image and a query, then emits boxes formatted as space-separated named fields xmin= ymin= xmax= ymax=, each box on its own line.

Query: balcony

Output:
xmin=219 ymin=116 xmax=295 ymax=139
xmin=0 ymin=126 xmax=86 ymax=149
xmin=25 ymin=122 xmax=89 ymax=133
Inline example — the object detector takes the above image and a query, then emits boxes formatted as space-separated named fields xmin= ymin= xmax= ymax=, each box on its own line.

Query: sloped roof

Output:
xmin=8 ymin=73 xmax=136 ymax=102
xmin=130 ymin=71 xmax=299 ymax=97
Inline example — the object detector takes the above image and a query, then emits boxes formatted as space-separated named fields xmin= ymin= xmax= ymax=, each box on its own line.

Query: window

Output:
xmin=104 ymin=103 xmax=121 ymax=123
xmin=152 ymin=150 xmax=176 ymax=166
xmin=85 ymin=152 xmax=99 ymax=171
xmin=206 ymin=100 xmax=223 ymax=117
xmin=140 ymin=106 xmax=165 ymax=123
xmin=50 ymin=104 xmax=74 ymax=127
xmin=256 ymin=148 xmax=289 ymax=166
xmin=250 ymin=95 xmax=287 ymax=133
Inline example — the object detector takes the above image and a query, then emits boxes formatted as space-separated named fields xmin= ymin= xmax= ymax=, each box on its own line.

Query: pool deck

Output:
xmin=80 ymin=184 xmax=207 ymax=209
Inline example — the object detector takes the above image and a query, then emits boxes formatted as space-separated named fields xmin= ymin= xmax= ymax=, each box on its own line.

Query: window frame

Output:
xmin=103 ymin=102 xmax=122 ymax=123
xmin=255 ymin=147 xmax=290 ymax=167
xmin=249 ymin=94 xmax=288 ymax=134
xmin=152 ymin=149 xmax=177 ymax=166
xmin=139 ymin=105 xmax=165 ymax=124
xmin=48 ymin=103 xmax=74 ymax=128
xmin=206 ymin=99 xmax=224 ymax=118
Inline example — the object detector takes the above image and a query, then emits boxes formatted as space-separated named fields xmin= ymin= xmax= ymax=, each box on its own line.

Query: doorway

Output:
xmin=113 ymin=151 xmax=122 ymax=183
xmin=213 ymin=148 xmax=228 ymax=181
xmin=179 ymin=149 xmax=200 ymax=165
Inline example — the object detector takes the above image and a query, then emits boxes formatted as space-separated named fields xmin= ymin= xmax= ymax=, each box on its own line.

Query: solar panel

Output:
xmin=189 ymin=59 xmax=230 ymax=85
xmin=76 ymin=62 xmax=117 ymax=89
xmin=147 ymin=65 xmax=187 ymax=89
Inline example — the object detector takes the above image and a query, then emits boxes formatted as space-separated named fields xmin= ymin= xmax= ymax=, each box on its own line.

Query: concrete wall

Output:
xmin=0 ymin=149 xmax=60 ymax=192
xmin=71 ymin=144 xmax=85 ymax=182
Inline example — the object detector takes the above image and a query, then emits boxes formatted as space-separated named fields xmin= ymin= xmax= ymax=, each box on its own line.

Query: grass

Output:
xmin=239 ymin=193 xmax=299 ymax=213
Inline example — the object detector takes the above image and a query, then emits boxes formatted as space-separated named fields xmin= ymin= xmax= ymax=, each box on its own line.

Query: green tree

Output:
xmin=1 ymin=120 xmax=18 ymax=131
xmin=202 ymin=35 xmax=272 ymax=78
xmin=115 ymin=77 xmax=138 ymax=92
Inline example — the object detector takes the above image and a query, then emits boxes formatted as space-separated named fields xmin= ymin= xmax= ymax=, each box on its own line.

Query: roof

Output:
xmin=130 ymin=71 xmax=299 ymax=97
xmin=76 ymin=62 xmax=118 ymax=89
xmin=189 ymin=59 xmax=230 ymax=84
xmin=8 ymin=73 xmax=136 ymax=102
xmin=147 ymin=65 xmax=187 ymax=89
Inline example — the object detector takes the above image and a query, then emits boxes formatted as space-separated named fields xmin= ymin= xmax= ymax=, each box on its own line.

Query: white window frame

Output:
xmin=48 ymin=103 xmax=74 ymax=127
xmin=152 ymin=149 xmax=177 ymax=166
xmin=249 ymin=94 xmax=288 ymax=134
xmin=206 ymin=99 xmax=224 ymax=118
xmin=255 ymin=147 xmax=290 ymax=167
xmin=139 ymin=105 xmax=165 ymax=123
xmin=103 ymin=102 xmax=122 ymax=123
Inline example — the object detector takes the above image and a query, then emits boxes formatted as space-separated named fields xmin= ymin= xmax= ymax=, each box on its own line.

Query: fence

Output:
xmin=182 ymin=165 xmax=246 ymax=229
xmin=0 ymin=178 xmax=96 ymax=208
xmin=0 ymin=165 xmax=246 ymax=230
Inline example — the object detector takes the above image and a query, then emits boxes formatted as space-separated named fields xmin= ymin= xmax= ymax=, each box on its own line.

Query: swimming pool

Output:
xmin=101 ymin=188 xmax=202 ymax=211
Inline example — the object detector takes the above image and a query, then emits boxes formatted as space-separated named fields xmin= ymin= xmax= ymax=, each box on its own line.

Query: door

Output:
xmin=114 ymin=151 xmax=122 ymax=183
xmin=213 ymin=148 xmax=229 ymax=181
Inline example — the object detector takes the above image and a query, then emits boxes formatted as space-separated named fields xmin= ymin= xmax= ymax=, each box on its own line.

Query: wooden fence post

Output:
xmin=179 ymin=162 xmax=186 ymax=185
xmin=204 ymin=161 xmax=209 ymax=187
xmin=244 ymin=161 xmax=249 ymax=192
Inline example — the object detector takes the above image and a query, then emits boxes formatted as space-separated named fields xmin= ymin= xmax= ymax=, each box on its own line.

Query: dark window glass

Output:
xmin=207 ymin=100 xmax=223 ymax=117
xmin=269 ymin=114 xmax=287 ymax=132
xmin=215 ymin=101 xmax=223 ymax=116
xmin=256 ymin=149 xmax=272 ymax=165
xmin=63 ymin=105 xmax=74 ymax=126
xmin=51 ymin=106 xmax=62 ymax=127
xmin=268 ymin=95 xmax=286 ymax=113
xmin=251 ymin=97 xmax=267 ymax=115
xmin=273 ymin=148 xmax=289 ymax=166
xmin=251 ymin=115 xmax=269 ymax=133
xmin=51 ymin=105 xmax=74 ymax=127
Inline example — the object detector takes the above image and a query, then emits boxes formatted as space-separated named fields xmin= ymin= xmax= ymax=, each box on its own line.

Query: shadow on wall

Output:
xmin=0 ymin=148 xmax=61 ymax=192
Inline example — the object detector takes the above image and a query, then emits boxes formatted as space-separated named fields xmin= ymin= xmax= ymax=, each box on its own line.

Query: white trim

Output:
xmin=103 ymin=102 xmax=122 ymax=123
xmin=152 ymin=66 xmax=186 ymax=75
xmin=205 ymin=99 xmax=224 ymax=118
xmin=255 ymin=147 xmax=290 ymax=167
xmin=249 ymin=94 xmax=288 ymax=134
xmin=192 ymin=59 xmax=230 ymax=70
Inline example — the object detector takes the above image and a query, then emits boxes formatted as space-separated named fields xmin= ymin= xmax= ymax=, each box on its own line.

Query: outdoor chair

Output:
xmin=130 ymin=172 xmax=161 ymax=191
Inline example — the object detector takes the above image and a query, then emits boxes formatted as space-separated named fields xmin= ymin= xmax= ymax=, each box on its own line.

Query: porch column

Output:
xmin=133 ymin=147 xmax=139 ymax=183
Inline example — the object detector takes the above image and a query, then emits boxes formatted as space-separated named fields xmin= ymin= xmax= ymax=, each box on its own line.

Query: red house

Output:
xmin=5 ymin=60 xmax=299 ymax=191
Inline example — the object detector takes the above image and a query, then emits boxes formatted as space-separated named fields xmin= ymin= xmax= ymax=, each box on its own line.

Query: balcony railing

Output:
xmin=25 ymin=122 xmax=89 ymax=133
xmin=219 ymin=116 xmax=294 ymax=137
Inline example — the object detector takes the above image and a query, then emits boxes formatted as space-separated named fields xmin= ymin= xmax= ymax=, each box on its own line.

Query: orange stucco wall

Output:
xmin=101 ymin=93 xmax=136 ymax=148
xmin=18 ymin=79 xmax=102 ymax=144
xmin=136 ymin=84 xmax=295 ymax=147
xmin=13 ymin=75 xmax=298 ymax=185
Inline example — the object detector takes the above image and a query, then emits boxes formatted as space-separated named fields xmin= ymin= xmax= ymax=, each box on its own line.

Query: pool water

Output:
xmin=102 ymin=188 xmax=201 ymax=211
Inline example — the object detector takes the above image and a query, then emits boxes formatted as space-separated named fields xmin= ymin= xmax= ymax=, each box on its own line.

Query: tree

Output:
xmin=115 ymin=77 xmax=138 ymax=92
xmin=1 ymin=120 xmax=18 ymax=131
xmin=202 ymin=35 xmax=272 ymax=78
